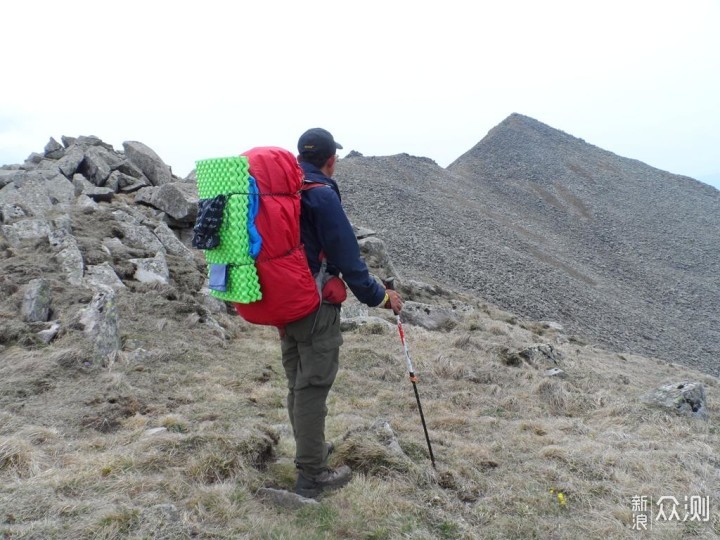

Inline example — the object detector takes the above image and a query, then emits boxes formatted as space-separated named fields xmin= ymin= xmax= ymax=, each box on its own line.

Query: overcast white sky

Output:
xmin=1 ymin=0 xmax=719 ymax=189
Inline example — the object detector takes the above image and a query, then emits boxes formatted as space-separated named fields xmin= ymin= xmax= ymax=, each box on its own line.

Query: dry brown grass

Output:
xmin=1 ymin=289 xmax=719 ymax=539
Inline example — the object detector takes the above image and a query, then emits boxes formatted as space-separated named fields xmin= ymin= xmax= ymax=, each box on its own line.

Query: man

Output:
xmin=282 ymin=127 xmax=403 ymax=498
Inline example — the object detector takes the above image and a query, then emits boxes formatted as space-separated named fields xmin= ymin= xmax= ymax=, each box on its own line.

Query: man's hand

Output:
xmin=385 ymin=289 xmax=403 ymax=314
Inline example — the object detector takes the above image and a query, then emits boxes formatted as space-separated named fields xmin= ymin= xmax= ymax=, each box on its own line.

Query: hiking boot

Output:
xmin=295 ymin=465 xmax=352 ymax=498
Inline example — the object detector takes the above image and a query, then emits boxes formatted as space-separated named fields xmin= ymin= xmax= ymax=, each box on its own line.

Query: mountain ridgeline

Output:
xmin=337 ymin=114 xmax=720 ymax=375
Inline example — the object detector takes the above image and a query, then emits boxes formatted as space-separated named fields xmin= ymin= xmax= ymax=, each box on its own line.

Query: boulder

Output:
xmin=642 ymin=381 xmax=708 ymax=420
xmin=84 ymin=262 xmax=126 ymax=291
xmin=122 ymin=141 xmax=172 ymax=186
xmin=48 ymin=228 xmax=84 ymax=286
xmin=61 ymin=135 xmax=77 ymax=148
xmin=75 ymin=194 xmax=100 ymax=212
xmin=134 ymin=186 xmax=159 ymax=206
xmin=108 ymin=170 xmax=149 ymax=193
xmin=358 ymin=236 xmax=399 ymax=279
xmin=112 ymin=211 xmax=164 ymax=253
xmin=57 ymin=146 xmax=85 ymax=178
xmin=400 ymin=301 xmax=459 ymax=331
xmin=341 ymin=316 xmax=393 ymax=333
xmin=21 ymin=278 xmax=52 ymax=322
xmin=0 ymin=170 xmax=17 ymax=189
xmin=129 ymin=252 xmax=170 ymax=284
xmin=116 ymin=159 xmax=144 ymax=179
xmin=37 ymin=321 xmax=61 ymax=344
xmin=500 ymin=344 xmax=563 ymax=368
xmin=1 ymin=203 xmax=27 ymax=224
xmin=2 ymin=219 xmax=52 ymax=246
xmin=0 ymin=174 xmax=53 ymax=217
xmin=78 ymin=288 xmax=121 ymax=365
xmin=153 ymin=223 xmax=195 ymax=262
xmin=44 ymin=137 xmax=65 ymax=159
xmin=150 ymin=182 xmax=198 ymax=222
xmin=72 ymin=174 xmax=114 ymax=202
xmin=519 ymin=344 xmax=563 ymax=367
xmin=25 ymin=152 xmax=44 ymax=166
xmin=79 ymin=146 xmax=117 ymax=186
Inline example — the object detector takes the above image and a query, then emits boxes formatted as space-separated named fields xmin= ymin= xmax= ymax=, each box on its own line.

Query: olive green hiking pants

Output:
xmin=280 ymin=303 xmax=343 ymax=478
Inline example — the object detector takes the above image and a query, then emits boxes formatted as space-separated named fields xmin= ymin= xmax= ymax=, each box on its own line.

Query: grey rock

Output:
xmin=25 ymin=152 xmax=44 ymax=166
xmin=75 ymin=194 xmax=100 ymax=212
xmin=108 ymin=170 xmax=148 ymax=193
xmin=105 ymin=171 xmax=121 ymax=192
xmin=79 ymin=146 xmax=115 ymax=186
xmin=74 ymin=135 xmax=113 ymax=150
xmin=48 ymin=227 xmax=74 ymax=250
xmin=2 ymin=219 xmax=52 ymax=246
xmin=116 ymin=159 xmax=144 ymax=179
xmin=154 ymin=223 xmax=194 ymax=262
xmin=72 ymin=174 xmax=114 ymax=202
xmin=500 ymin=345 xmax=563 ymax=368
xmin=256 ymin=488 xmax=319 ymax=509
xmin=642 ymin=381 xmax=708 ymax=420
xmin=113 ymin=214 xmax=164 ymax=253
xmin=370 ymin=419 xmax=410 ymax=459
xmin=0 ymin=174 xmax=53 ymax=217
xmin=129 ymin=252 xmax=169 ymax=284
xmin=61 ymin=135 xmax=76 ymax=148
xmin=57 ymin=244 xmax=84 ymax=286
xmin=21 ymin=279 xmax=52 ymax=322
xmin=545 ymin=367 xmax=567 ymax=378
xmin=123 ymin=141 xmax=172 ymax=186
xmin=77 ymin=288 xmax=121 ymax=365
xmin=44 ymin=137 xmax=65 ymax=159
xmin=149 ymin=182 xmax=198 ymax=222
xmin=358 ymin=236 xmax=399 ymax=279
xmin=37 ymin=321 xmax=61 ymax=344
xmin=9 ymin=170 xmax=77 ymax=211
xmin=352 ymin=225 xmax=376 ymax=239
xmin=400 ymin=301 xmax=460 ymax=331
xmin=201 ymin=288 xmax=228 ymax=313
xmin=59 ymin=247 xmax=84 ymax=286
xmin=341 ymin=302 xmax=369 ymax=320
xmin=0 ymin=170 xmax=16 ymax=188
xmin=48 ymin=229 xmax=84 ymax=286
xmin=1 ymin=203 xmax=27 ymax=224
xmin=57 ymin=147 xmax=85 ymax=178
xmin=84 ymin=262 xmax=126 ymax=291
xmin=519 ymin=344 xmax=563 ymax=367
xmin=45 ymin=174 xmax=76 ymax=206
xmin=134 ymin=186 xmax=159 ymax=206
xmin=340 ymin=316 xmax=393 ymax=333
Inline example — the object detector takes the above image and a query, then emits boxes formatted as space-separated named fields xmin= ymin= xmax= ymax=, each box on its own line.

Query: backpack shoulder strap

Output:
xmin=300 ymin=180 xmax=331 ymax=192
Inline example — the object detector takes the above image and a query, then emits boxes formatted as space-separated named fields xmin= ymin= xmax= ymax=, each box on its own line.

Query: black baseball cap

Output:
xmin=298 ymin=128 xmax=343 ymax=160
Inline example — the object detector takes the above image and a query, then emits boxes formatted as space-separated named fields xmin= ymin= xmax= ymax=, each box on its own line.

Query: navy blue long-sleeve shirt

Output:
xmin=299 ymin=161 xmax=385 ymax=307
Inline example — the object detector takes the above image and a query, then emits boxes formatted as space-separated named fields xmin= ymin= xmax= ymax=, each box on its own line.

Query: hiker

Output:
xmin=283 ymin=127 xmax=403 ymax=498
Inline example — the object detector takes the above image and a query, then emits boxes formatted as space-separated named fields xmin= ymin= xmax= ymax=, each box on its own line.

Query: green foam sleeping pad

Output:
xmin=195 ymin=156 xmax=261 ymax=303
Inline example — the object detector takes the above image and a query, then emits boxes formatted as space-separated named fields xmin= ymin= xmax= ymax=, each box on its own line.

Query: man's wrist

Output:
xmin=378 ymin=292 xmax=389 ymax=308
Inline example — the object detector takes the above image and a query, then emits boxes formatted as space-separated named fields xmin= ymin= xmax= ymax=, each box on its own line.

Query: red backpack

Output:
xmin=232 ymin=147 xmax=320 ymax=326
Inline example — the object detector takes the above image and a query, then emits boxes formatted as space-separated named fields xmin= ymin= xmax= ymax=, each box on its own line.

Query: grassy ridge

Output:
xmin=1 ymin=290 xmax=718 ymax=539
